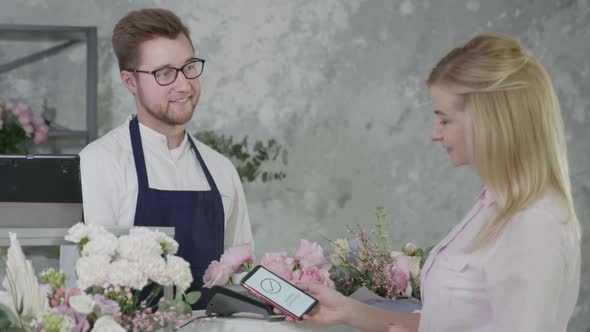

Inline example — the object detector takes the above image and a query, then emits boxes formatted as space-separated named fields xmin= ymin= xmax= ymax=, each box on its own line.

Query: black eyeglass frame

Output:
xmin=125 ymin=57 xmax=205 ymax=86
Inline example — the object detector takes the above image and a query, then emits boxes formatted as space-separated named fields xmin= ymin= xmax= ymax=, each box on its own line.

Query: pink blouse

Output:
xmin=418 ymin=188 xmax=580 ymax=332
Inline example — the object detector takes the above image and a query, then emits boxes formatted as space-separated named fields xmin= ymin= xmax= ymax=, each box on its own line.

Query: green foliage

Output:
xmin=0 ymin=304 xmax=18 ymax=330
xmin=0 ymin=118 xmax=28 ymax=154
xmin=194 ymin=131 xmax=287 ymax=183
xmin=183 ymin=291 xmax=201 ymax=305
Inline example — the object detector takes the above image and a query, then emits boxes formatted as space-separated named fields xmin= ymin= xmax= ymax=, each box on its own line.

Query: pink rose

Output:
xmin=220 ymin=242 xmax=255 ymax=273
xmin=383 ymin=263 xmax=410 ymax=296
xmin=294 ymin=239 xmax=331 ymax=270
xmin=16 ymin=101 xmax=31 ymax=114
xmin=22 ymin=124 xmax=34 ymax=136
xmin=32 ymin=113 xmax=46 ymax=127
xmin=203 ymin=260 xmax=233 ymax=288
xmin=33 ymin=129 xmax=48 ymax=144
xmin=18 ymin=113 xmax=32 ymax=127
xmin=292 ymin=267 xmax=335 ymax=288
xmin=5 ymin=102 xmax=15 ymax=113
xmin=261 ymin=252 xmax=295 ymax=280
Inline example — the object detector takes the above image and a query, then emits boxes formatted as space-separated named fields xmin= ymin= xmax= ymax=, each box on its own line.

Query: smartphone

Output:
xmin=241 ymin=265 xmax=318 ymax=320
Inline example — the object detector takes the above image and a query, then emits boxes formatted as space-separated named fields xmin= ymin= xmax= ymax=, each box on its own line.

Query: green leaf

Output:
xmin=0 ymin=305 xmax=16 ymax=330
xmin=7 ymin=327 xmax=27 ymax=332
xmin=184 ymin=291 xmax=201 ymax=305
xmin=16 ymin=298 xmax=23 ymax=316
xmin=193 ymin=131 xmax=287 ymax=183
xmin=0 ymin=318 xmax=12 ymax=330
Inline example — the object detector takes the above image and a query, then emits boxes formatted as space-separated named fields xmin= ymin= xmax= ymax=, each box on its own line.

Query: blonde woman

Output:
xmin=278 ymin=34 xmax=582 ymax=332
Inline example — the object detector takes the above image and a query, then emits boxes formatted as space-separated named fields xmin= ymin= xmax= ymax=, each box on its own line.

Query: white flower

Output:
xmin=65 ymin=222 xmax=108 ymax=243
xmin=403 ymin=242 xmax=417 ymax=256
xmin=108 ymin=259 xmax=148 ymax=290
xmin=391 ymin=252 xmax=421 ymax=279
xmin=1 ymin=233 xmax=49 ymax=321
xmin=130 ymin=227 xmax=179 ymax=254
xmin=69 ymin=294 xmax=96 ymax=315
xmin=117 ymin=234 xmax=162 ymax=262
xmin=82 ymin=233 xmax=119 ymax=257
xmin=91 ymin=315 xmax=125 ymax=332
xmin=166 ymin=255 xmax=193 ymax=293
xmin=76 ymin=255 xmax=111 ymax=290
xmin=59 ymin=314 xmax=76 ymax=332
xmin=327 ymin=253 xmax=344 ymax=267
xmin=141 ymin=256 xmax=172 ymax=286
xmin=332 ymin=238 xmax=351 ymax=256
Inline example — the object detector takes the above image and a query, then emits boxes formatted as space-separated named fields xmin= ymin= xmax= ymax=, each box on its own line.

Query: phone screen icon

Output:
xmin=242 ymin=266 xmax=317 ymax=319
xmin=261 ymin=278 xmax=281 ymax=294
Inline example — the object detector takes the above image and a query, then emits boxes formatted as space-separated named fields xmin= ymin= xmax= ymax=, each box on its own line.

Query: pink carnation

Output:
xmin=294 ymin=239 xmax=331 ymax=270
xmin=203 ymin=260 xmax=233 ymax=288
xmin=292 ymin=267 xmax=335 ymax=288
xmin=261 ymin=252 xmax=295 ymax=281
xmin=220 ymin=242 xmax=255 ymax=273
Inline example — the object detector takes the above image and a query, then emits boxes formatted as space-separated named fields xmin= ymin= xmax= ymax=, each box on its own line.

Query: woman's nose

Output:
xmin=430 ymin=124 xmax=442 ymax=141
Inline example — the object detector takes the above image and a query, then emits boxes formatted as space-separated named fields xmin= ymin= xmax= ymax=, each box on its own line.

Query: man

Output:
xmin=80 ymin=8 xmax=252 ymax=308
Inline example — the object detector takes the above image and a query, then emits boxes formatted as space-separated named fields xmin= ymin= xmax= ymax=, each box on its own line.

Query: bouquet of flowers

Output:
xmin=0 ymin=223 xmax=199 ymax=331
xmin=328 ymin=208 xmax=431 ymax=300
xmin=203 ymin=240 xmax=335 ymax=289
xmin=0 ymin=99 xmax=49 ymax=154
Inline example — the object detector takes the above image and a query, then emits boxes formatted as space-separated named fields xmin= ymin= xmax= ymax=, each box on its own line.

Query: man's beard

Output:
xmin=137 ymin=90 xmax=197 ymax=126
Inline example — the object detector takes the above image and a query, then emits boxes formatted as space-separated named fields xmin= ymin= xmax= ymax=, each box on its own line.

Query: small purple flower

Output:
xmin=93 ymin=294 xmax=121 ymax=317
xmin=56 ymin=304 xmax=90 ymax=332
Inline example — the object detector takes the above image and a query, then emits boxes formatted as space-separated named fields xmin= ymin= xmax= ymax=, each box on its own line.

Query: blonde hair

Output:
xmin=427 ymin=34 xmax=580 ymax=250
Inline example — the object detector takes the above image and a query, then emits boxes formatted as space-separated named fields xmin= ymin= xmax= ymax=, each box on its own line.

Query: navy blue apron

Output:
xmin=129 ymin=116 xmax=224 ymax=309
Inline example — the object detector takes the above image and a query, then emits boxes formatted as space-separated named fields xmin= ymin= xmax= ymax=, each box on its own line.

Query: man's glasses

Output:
xmin=125 ymin=58 xmax=205 ymax=86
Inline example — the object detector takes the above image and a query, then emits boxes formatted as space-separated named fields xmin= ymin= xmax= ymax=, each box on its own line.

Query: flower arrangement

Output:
xmin=0 ymin=223 xmax=199 ymax=331
xmin=0 ymin=99 xmax=49 ymax=154
xmin=203 ymin=240 xmax=335 ymax=289
xmin=328 ymin=208 xmax=432 ymax=300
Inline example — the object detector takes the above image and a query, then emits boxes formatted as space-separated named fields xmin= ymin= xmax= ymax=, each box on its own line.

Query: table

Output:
xmin=177 ymin=311 xmax=357 ymax=332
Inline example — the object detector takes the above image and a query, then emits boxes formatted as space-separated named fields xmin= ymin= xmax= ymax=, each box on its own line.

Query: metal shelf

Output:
xmin=0 ymin=24 xmax=98 ymax=145
xmin=47 ymin=128 xmax=88 ymax=139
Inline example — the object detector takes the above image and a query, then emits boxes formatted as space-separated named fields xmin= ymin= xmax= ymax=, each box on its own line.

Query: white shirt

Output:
xmin=79 ymin=116 xmax=253 ymax=249
xmin=419 ymin=188 xmax=580 ymax=332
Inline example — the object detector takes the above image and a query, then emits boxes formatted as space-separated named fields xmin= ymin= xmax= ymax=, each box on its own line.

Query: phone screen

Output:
xmin=242 ymin=266 xmax=317 ymax=319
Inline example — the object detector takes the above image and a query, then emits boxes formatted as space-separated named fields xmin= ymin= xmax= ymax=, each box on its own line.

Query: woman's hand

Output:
xmin=274 ymin=283 xmax=357 ymax=325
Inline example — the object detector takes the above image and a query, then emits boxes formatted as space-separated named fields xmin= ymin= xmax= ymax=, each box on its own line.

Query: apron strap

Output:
xmin=187 ymin=135 xmax=221 ymax=194
xmin=129 ymin=116 xmax=150 ymax=190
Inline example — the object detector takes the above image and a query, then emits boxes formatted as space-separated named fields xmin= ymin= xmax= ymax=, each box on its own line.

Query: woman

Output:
xmin=280 ymin=34 xmax=582 ymax=332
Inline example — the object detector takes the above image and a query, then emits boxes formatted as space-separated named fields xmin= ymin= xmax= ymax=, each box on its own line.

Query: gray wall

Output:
xmin=1 ymin=1 xmax=589 ymax=330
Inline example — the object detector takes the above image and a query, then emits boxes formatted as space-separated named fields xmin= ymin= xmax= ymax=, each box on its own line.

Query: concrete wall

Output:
xmin=1 ymin=1 xmax=589 ymax=330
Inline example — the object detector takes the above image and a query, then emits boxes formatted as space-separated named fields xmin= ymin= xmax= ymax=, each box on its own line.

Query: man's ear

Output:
xmin=120 ymin=70 xmax=138 ymax=94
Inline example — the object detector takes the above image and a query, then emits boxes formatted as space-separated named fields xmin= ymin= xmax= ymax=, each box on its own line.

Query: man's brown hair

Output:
xmin=112 ymin=8 xmax=193 ymax=71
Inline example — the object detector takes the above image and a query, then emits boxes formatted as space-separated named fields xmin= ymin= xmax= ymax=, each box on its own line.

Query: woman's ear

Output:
xmin=120 ymin=71 xmax=138 ymax=95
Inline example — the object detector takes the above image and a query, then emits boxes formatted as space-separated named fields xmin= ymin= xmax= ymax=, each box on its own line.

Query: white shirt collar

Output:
xmin=135 ymin=118 xmax=191 ymax=162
